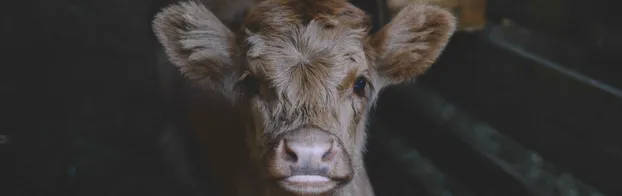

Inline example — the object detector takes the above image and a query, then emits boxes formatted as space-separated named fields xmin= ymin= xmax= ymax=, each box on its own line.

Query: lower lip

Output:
xmin=285 ymin=175 xmax=330 ymax=183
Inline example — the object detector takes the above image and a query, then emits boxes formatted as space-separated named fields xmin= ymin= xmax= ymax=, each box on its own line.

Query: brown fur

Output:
xmin=370 ymin=3 xmax=456 ymax=84
xmin=152 ymin=0 xmax=456 ymax=195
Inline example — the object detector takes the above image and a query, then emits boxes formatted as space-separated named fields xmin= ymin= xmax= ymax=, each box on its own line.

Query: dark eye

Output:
xmin=242 ymin=75 xmax=260 ymax=95
xmin=353 ymin=76 xmax=367 ymax=97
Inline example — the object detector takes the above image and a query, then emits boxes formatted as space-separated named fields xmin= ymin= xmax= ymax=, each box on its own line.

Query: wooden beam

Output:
xmin=376 ymin=84 xmax=607 ymax=196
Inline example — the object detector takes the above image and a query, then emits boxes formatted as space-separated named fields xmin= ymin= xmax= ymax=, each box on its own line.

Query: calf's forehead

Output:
xmin=246 ymin=22 xmax=368 ymax=80
xmin=245 ymin=23 xmax=369 ymax=106
xmin=241 ymin=0 xmax=372 ymax=104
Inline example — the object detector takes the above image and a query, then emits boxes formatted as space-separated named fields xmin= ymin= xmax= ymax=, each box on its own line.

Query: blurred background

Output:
xmin=5 ymin=0 xmax=621 ymax=195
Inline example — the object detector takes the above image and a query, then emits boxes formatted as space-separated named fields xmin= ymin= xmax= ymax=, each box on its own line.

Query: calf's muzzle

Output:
xmin=269 ymin=127 xmax=353 ymax=194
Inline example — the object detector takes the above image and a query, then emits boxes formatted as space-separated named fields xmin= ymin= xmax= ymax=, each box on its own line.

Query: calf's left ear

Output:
xmin=370 ymin=3 xmax=456 ymax=85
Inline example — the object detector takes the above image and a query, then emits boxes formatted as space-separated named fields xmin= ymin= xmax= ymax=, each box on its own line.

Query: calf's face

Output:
xmin=153 ymin=0 xmax=455 ymax=194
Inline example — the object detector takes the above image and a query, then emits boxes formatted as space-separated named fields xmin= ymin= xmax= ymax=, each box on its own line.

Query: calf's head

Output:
xmin=153 ymin=0 xmax=455 ymax=194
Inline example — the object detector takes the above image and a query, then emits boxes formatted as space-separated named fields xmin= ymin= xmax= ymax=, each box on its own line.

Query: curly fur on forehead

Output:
xmin=244 ymin=20 xmax=369 ymax=110
xmin=235 ymin=0 xmax=373 ymax=117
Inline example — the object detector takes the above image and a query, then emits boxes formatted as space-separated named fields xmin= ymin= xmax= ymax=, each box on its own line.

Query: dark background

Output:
xmin=5 ymin=0 xmax=621 ymax=195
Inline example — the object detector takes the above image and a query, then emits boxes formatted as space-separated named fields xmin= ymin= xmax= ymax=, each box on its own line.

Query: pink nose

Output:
xmin=279 ymin=128 xmax=337 ymax=164
xmin=269 ymin=128 xmax=353 ymax=187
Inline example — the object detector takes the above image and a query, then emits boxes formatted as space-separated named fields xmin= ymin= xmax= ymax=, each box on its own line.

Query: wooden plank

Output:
xmin=366 ymin=114 xmax=476 ymax=196
xmin=457 ymin=0 xmax=487 ymax=31
xmin=486 ymin=0 xmax=622 ymax=89
xmin=378 ymin=84 xmax=603 ymax=196
xmin=418 ymin=31 xmax=622 ymax=195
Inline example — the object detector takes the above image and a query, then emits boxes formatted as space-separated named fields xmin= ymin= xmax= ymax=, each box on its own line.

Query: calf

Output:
xmin=152 ymin=0 xmax=456 ymax=195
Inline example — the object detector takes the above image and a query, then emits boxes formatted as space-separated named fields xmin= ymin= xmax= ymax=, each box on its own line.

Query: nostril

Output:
xmin=283 ymin=141 xmax=298 ymax=162
xmin=322 ymin=144 xmax=336 ymax=162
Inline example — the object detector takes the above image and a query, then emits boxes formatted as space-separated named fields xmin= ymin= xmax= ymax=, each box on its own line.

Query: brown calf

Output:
xmin=152 ymin=0 xmax=456 ymax=195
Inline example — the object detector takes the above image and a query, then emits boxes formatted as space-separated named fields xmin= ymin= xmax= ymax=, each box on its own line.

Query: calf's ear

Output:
xmin=152 ymin=1 xmax=240 ymax=98
xmin=370 ymin=3 xmax=456 ymax=85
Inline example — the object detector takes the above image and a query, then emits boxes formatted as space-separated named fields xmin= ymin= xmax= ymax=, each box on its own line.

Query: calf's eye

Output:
xmin=353 ymin=76 xmax=367 ymax=97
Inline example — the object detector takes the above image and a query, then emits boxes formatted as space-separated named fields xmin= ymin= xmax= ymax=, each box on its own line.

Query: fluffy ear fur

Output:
xmin=152 ymin=1 xmax=239 ymax=98
xmin=370 ymin=3 xmax=456 ymax=84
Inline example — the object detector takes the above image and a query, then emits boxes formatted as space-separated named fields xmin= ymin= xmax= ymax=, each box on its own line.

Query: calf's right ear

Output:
xmin=152 ymin=1 xmax=239 ymax=94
